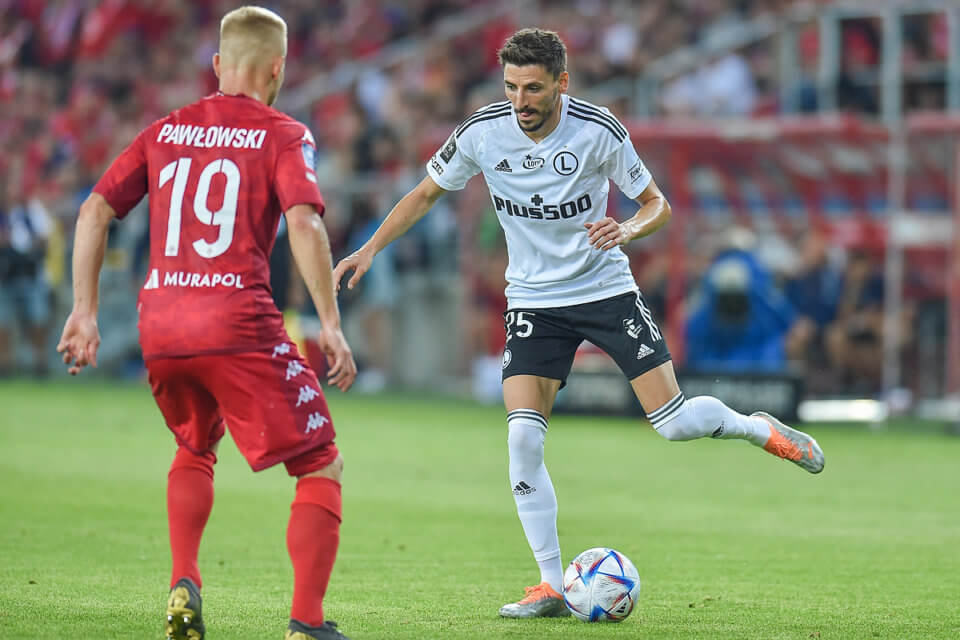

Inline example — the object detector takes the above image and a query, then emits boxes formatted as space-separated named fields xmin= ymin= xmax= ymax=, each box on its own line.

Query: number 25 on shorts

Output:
xmin=505 ymin=311 xmax=534 ymax=342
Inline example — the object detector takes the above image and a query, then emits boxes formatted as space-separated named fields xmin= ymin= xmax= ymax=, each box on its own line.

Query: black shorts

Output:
xmin=501 ymin=291 xmax=672 ymax=386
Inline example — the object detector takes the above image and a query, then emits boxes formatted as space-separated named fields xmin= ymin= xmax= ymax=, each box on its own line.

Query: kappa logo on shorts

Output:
xmin=286 ymin=360 xmax=305 ymax=381
xmin=296 ymin=385 xmax=319 ymax=407
xmin=502 ymin=349 xmax=512 ymax=370
xmin=306 ymin=412 xmax=329 ymax=433
xmin=637 ymin=343 xmax=655 ymax=360
xmin=273 ymin=343 xmax=291 ymax=358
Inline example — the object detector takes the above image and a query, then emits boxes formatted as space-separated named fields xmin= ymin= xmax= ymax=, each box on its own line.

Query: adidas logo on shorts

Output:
xmin=637 ymin=343 xmax=655 ymax=360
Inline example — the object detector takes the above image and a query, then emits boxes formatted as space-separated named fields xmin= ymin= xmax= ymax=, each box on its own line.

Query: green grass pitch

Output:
xmin=1 ymin=379 xmax=958 ymax=639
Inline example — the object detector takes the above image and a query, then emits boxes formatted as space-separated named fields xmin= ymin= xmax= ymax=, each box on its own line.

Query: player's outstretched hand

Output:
xmin=332 ymin=249 xmax=373 ymax=293
xmin=584 ymin=218 xmax=629 ymax=251
xmin=56 ymin=310 xmax=100 ymax=376
xmin=318 ymin=325 xmax=357 ymax=391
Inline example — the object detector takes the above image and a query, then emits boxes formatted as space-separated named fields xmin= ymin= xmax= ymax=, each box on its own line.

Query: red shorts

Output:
xmin=146 ymin=343 xmax=338 ymax=475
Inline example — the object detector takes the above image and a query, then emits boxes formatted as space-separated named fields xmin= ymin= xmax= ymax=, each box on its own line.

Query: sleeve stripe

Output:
xmin=455 ymin=102 xmax=512 ymax=136
xmin=568 ymin=110 xmax=625 ymax=142
xmin=455 ymin=111 xmax=511 ymax=138
xmin=569 ymin=97 xmax=628 ymax=138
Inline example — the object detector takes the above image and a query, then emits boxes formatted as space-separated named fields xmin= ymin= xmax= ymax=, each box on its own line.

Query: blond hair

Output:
xmin=219 ymin=6 xmax=287 ymax=69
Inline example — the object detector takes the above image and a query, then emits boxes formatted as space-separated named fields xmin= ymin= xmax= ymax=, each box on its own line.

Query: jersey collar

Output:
xmin=215 ymin=91 xmax=256 ymax=102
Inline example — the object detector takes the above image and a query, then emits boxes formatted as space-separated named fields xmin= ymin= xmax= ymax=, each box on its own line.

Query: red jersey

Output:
xmin=94 ymin=93 xmax=323 ymax=359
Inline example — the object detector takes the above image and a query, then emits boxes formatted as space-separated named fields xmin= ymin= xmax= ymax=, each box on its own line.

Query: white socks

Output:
xmin=648 ymin=393 xmax=770 ymax=446
xmin=507 ymin=409 xmax=563 ymax=592
xmin=505 ymin=396 xmax=770 ymax=595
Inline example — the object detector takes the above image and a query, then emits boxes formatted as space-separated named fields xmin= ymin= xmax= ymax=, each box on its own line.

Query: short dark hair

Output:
xmin=497 ymin=28 xmax=567 ymax=79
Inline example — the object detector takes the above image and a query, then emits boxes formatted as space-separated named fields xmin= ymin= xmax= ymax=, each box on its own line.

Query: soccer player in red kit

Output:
xmin=57 ymin=7 xmax=356 ymax=640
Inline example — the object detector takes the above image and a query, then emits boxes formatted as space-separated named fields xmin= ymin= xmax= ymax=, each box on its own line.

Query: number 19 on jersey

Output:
xmin=158 ymin=157 xmax=240 ymax=259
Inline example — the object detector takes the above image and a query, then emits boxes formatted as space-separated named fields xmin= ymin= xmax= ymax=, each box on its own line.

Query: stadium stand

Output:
xmin=2 ymin=1 xmax=957 ymax=416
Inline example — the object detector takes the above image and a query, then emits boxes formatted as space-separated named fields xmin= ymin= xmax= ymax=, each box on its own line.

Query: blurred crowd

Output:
xmin=0 ymin=0 xmax=953 ymax=400
xmin=668 ymin=228 xmax=902 ymax=397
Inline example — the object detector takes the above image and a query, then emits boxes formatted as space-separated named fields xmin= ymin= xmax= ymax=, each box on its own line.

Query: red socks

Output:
xmin=287 ymin=476 xmax=342 ymax=627
xmin=167 ymin=446 xmax=216 ymax=589
xmin=166 ymin=448 xmax=341 ymax=628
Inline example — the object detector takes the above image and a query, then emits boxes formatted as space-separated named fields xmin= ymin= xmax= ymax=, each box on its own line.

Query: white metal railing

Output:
xmin=642 ymin=0 xmax=960 ymax=119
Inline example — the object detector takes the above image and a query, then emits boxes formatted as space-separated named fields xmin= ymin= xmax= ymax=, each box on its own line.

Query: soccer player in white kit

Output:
xmin=333 ymin=28 xmax=825 ymax=619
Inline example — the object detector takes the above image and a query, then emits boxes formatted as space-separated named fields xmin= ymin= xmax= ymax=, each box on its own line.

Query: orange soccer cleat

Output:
xmin=498 ymin=582 xmax=571 ymax=618
xmin=754 ymin=411 xmax=825 ymax=474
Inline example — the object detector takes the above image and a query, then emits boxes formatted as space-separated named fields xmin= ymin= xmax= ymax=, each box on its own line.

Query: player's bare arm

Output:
xmin=332 ymin=175 xmax=446 ymax=291
xmin=57 ymin=193 xmax=117 ymax=375
xmin=286 ymin=203 xmax=357 ymax=391
xmin=584 ymin=178 xmax=671 ymax=251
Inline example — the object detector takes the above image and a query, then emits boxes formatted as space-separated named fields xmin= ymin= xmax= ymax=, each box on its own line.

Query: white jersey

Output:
xmin=426 ymin=94 xmax=652 ymax=308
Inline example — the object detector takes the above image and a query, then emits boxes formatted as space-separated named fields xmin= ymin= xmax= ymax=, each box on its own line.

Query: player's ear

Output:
xmin=272 ymin=56 xmax=285 ymax=81
xmin=213 ymin=52 xmax=221 ymax=79
xmin=558 ymin=71 xmax=569 ymax=93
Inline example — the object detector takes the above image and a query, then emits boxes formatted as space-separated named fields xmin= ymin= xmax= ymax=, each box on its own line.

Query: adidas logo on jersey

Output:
xmin=637 ymin=343 xmax=655 ymax=360
xmin=513 ymin=481 xmax=535 ymax=495
xmin=494 ymin=158 xmax=512 ymax=172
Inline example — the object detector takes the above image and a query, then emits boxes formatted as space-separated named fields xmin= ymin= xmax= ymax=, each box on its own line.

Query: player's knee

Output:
xmin=292 ymin=456 xmax=343 ymax=523
xmin=170 ymin=445 xmax=217 ymax=479
xmin=297 ymin=453 xmax=344 ymax=483
xmin=508 ymin=423 xmax=543 ymax=453
xmin=508 ymin=414 xmax=546 ymax=469
xmin=648 ymin=396 xmax=701 ymax=441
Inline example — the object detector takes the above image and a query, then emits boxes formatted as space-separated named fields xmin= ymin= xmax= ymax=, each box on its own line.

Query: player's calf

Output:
xmin=649 ymin=394 xmax=771 ymax=445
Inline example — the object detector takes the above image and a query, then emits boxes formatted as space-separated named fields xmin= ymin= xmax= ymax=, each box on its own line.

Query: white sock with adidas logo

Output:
xmin=648 ymin=393 xmax=769 ymax=446
xmin=507 ymin=410 xmax=563 ymax=593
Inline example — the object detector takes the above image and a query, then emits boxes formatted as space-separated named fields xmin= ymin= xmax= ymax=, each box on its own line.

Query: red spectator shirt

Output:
xmin=94 ymin=92 xmax=323 ymax=360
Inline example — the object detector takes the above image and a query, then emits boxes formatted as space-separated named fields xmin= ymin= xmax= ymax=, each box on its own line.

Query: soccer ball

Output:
xmin=562 ymin=547 xmax=641 ymax=622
